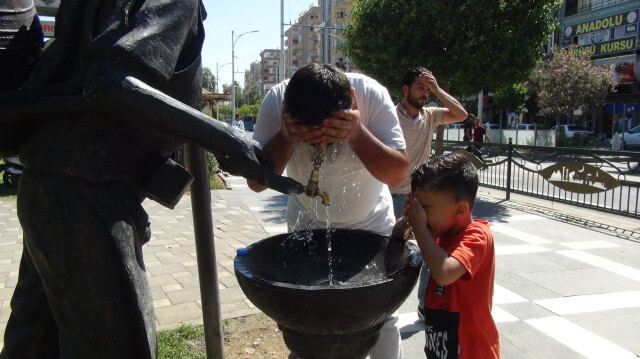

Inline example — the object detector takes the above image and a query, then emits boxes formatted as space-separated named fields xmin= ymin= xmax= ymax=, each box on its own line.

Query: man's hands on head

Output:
xmin=281 ymin=91 xmax=364 ymax=147
xmin=417 ymin=71 xmax=441 ymax=95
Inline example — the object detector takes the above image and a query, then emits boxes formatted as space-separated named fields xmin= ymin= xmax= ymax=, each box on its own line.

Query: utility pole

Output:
xmin=231 ymin=30 xmax=258 ymax=121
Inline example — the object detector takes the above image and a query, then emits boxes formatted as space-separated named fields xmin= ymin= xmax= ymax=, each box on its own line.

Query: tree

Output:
xmin=494 ymin=83 xmax=528 ymax=126
xmin=202 ymin=67 xmax=215 ymax=92
xmin=344 ymin=0 xmax=562 ymax=96
xmin=222 ymin=81 xmax=244 ymax=108
xmin=527 ymin=46 xmax=616 ymax=125
xmin=246 ymin=83 xmax=261 ymax=105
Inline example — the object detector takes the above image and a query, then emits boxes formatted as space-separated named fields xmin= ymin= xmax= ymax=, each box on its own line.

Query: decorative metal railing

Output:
xmin=441 ymin=140 xmax=640 ymax=219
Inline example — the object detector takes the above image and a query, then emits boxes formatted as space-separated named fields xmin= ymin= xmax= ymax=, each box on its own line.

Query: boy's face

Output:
xmin=412 ymin=187 xmax=459 ymax=239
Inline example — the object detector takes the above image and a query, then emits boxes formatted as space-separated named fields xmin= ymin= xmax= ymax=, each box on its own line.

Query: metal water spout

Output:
xmin=303 ymin=144 xmax=330 ymax=205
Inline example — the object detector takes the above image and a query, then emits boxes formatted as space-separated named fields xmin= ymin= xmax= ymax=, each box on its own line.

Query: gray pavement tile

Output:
xmin=499 ymin=335 xmax=530 ymax=359
xmin=496 ymin=252 xmax=581 ymax=274
xmin=565 ymin=308 xmax=640 ymax=355
xmin=174 ymin=273 xmax=201 ymax=289
xmin=496 ymin=302 xmax=557 ymax=321
xmin=146 ymin=262 xmax=189 ymax=276
xmin=148 ymin=273 xmax=179 ymax=287
xmin=154 ymin=301 xmax=203 ymax=328
xmin=497 ymin=321 xmax=587 ymax=359
xmin=166 ymin=288 xmax=201 ymax=305
xmin=495 ymin=272 xmax=562 ymax=300
xmin=520 ymin=267 xmax=640 ymax=296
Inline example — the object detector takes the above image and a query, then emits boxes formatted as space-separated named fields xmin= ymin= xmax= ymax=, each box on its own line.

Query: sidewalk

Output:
xmin=0 ymin=176 xmax=639 ymax=358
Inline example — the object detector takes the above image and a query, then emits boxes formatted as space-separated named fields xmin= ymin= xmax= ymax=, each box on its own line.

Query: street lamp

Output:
xmin=215 ymin=62 xmax=231 ymax=120
xmin=232 ymin=30 xmax=258 ymax=121
xmin=328 ymin=33 xmax=351 ymax=72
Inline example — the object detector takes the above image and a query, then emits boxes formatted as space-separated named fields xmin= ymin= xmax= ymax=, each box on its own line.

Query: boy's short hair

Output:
xmin=401 ymin=66 xmax=430 ymax=90
xmin=411 ymin=153 xmax=479 ymax=206
xmin=284 ymin=63 xmax=353 ymax=126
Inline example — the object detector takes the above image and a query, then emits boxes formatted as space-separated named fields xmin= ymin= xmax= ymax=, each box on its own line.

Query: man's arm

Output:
xmin=436 ymin=89 xmax=467 ymax=125
xmin=420 ymin=72 xmax=467 ymax=125
xmin=320 ymin=94 xmax=409 ymax=187
xmin=349 ymin=126 xmax=409 ymax=187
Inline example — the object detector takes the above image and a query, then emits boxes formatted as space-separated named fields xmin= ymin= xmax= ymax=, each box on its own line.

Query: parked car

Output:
xmin=550 ymin=124 xmax=595 ymax=139
xmin=622 ymin=125 xmax=640 ymax=150
xmin=243 ymin=116 xmax=256 ymax=131
xmin=510 ymin=123 xmax=545 ymax=130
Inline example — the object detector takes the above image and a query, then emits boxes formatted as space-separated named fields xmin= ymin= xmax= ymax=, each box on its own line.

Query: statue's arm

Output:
xmin=83 ymin=61 xmax=303 ymax=195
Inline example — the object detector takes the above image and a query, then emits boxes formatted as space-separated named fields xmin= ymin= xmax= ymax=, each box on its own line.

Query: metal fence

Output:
xmin=441 ymin=140 xmax=640 ymax=219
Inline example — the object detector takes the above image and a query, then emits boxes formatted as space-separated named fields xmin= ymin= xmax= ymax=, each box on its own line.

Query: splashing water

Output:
xmin=325 ymin=205 xmax=333 ymax=285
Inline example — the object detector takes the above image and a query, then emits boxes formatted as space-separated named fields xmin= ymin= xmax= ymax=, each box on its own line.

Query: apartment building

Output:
xmin=259 ymin=49 xmax=281 ymax=96
xmin=559 ymin=0 xmax=640 ymax=135
xmin=284 ymin=0 xmax=354 ymax=78
xmin=284 ymin=6 xmax=322 ymax=78
xmin=321 ymin=0 xmax=353 ymax=71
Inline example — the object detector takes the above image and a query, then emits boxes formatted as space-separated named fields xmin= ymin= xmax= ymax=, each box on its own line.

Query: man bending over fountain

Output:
xmin=392 ymin=153 xmax=500 ymax=359
xmin=248 ymin=63 xmax=410 ymax=359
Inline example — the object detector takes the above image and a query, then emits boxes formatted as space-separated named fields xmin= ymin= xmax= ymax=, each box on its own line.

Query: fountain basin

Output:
xmin=234 ymin=228 xmax=422 ymax=359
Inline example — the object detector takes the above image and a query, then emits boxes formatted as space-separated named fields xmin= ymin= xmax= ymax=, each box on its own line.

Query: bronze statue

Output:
xmin=0 ymin=0 xmax=301 ymax=357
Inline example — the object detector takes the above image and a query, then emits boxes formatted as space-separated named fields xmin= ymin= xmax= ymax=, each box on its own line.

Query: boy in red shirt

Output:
xmin=393 ymin=153 xmax=500 ymax=359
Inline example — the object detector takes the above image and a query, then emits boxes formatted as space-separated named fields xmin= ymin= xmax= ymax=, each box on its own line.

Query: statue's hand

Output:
xmin=214 ymin=137 xmax=304 ymax=195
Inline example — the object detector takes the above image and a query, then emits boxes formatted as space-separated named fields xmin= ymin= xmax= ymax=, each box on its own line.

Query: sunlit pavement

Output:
xmin=0 ymin=174 xmax=639 ymax=358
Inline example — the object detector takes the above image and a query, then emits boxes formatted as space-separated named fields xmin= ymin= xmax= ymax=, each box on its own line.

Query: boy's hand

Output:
xmin=406 ymin=196 xmax=428 ymax=230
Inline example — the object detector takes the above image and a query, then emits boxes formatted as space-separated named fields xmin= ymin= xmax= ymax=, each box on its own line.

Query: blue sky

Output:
xmin=201 ymin=0 xmax=315 ymax=91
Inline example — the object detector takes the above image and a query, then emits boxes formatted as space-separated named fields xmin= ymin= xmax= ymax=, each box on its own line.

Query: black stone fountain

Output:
xmin=234 ymin=228 xmax=422 ymax=359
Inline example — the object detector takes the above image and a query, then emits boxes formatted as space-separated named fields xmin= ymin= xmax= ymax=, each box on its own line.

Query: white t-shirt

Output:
xmin=233 ymin=119 xmax=245 ymax=132
xmin=253 ymin=73 xmax=406 ymax=235
xmin=389 ymin=104 xmax=446 ymax=195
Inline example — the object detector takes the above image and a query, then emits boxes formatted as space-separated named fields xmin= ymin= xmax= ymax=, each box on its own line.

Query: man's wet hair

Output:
xmin=284 ymin=63 xmax=353 ymax=126
xmin=411 ymin=153 xmax=479 ymax=207
xmin=401 ymin=66 xmax=430 ymax=90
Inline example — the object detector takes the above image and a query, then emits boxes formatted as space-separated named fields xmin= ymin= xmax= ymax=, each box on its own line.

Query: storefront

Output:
xmin=560 ymin=4 xmax=640 ymax=137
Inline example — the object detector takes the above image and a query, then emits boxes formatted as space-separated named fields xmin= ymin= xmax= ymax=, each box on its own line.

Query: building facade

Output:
xmin=259 ymin=49 xmax=281 ymax=96
xmin=283 ymin=0 xmax=354 ymax=80
xmin=284 ymin=6 xmax=321 ymax=78
xmin=559 ymin=0 xmax=640 ymax=136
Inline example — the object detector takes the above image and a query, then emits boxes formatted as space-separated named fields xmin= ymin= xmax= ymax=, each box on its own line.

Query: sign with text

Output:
xmin=41 ymin=20 xmax=55 ymax=38
xmin=562 ymin=9 xmax=639 ymax=58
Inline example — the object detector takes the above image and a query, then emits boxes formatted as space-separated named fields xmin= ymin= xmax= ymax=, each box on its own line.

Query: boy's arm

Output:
xmin=406 ymin=197 xmax=468 ymax=286
xmin=392 ymin=217 xmax=410 ymax=239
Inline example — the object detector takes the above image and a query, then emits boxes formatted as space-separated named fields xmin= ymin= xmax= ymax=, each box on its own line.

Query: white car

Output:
xmin=510 ymin=123 xmax=545 ymax=130
xmin=550 ymin=124 xmax=594 ymax=138
xmin=622 ymin=125 xmax=640 ymax=150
